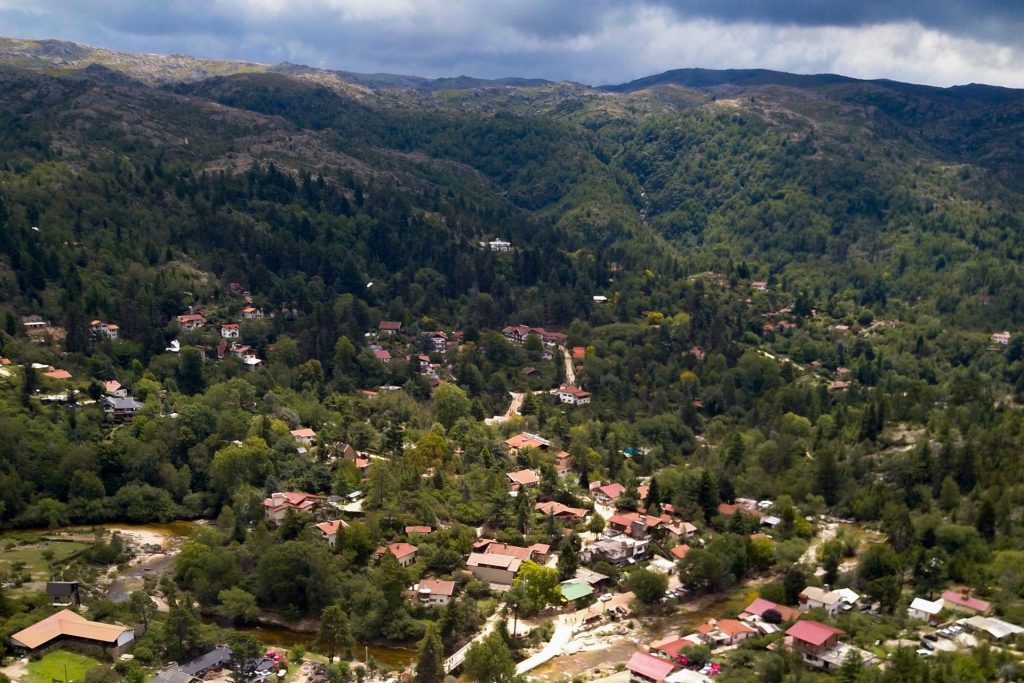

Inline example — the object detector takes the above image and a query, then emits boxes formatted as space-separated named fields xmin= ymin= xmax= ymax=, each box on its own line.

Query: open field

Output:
xmin=25 ymin=650 xmax=101 ymax=683
xmin=0 ymin=537 xmax=91 ymax=588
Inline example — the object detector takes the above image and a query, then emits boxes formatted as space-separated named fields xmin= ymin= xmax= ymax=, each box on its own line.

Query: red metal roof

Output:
xmin=786 ymin=620 xmax=844 ymax=647
xmin=627 ymin=651 xmax=675 ymax=681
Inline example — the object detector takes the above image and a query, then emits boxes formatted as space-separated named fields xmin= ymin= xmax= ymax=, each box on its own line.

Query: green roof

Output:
xmin=560 ymin=581 xmax=594 ymax=602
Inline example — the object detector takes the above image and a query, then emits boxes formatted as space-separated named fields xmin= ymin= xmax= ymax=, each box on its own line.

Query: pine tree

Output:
xmin=415 ymin=623 xmax=445 ymax=683
xmin=557 ymin=534 xmax=580 ymax=581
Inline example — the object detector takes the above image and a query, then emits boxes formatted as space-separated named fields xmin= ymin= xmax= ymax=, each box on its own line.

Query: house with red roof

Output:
xmin=594 ymin=482 xmax=626 ymax=504
xmin=378 ymin=321 xmax=402 ymax=335
xmin=177 ymin=313 xmax=205 ymax=330
xmin=669 ymin=544 xmax=690 ymax=561
xmin=505 ymin=432 xmax=551 ymax=452
xmin=536 ymin=501 xmax=589 ymax=521
xmin=408 ymin=579 xmax=456 ymax=607
xmin=558 ymin=384 xmax=591 ymax=406
xmin=572 ymin=346 xmax=586 ymax=360
xmin=373 ymin=349 xmax=392 ymax=363
xmin=290 ymin=428 xmax=317 ymax=446
xmin=220 ymin=323 xmax=240 ymax=339
xmin=607 ymin=511 xmax=663 ymax=539
xmin=942 ymin=589 xmax=992 ymax=615
xmin=784 ymin=621 xmax=874 ymax=671
xmin=691 ymin=619 xmax=756 ymax=647
xmin=263 ymin=492 xmax=324 ymax=524
xmin=740 ymin=598 xmax=801 ymax=624
xmin=405 ymin=525 xmax=432 ymax=535
xmin=374 ymin=542 xmax=418 ymax=568
xmin=626 ymin=651 xmax=676 ymax=683
xmin=315 ymin=520 xmax=348 ymax=547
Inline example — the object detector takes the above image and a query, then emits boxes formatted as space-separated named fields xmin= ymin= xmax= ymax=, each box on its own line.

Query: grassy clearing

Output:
xmin=25 ymin=650 xmax=100 ymax=683
xmin=0 ymin=537 xmax=91 ymax=585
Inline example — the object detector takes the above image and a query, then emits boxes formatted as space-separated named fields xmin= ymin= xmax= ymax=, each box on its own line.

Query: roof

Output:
xmin=405 ymin=525 xmax=433 ymax=534
xmin=505 ymin=432 xmax=550 ymax=449
xmin=669 ymin=545 xmax=690 ymax=560
xmin=104 ymin=380 xmax=122 ymax=393
xmin=316 ymin=520 xmax=347 ymax=536
xmin=221 ymin=323 xmax=239 ymax=330
xmin=785 ymin=620 xmax=844 ymax=647
xmin=560 ymin=581 xmax=594 ymax=602
xmin=43 ymin=369 xmax=72 ymax=380
xmin=942 ymin=590 xmax=991 ymax=612
xmin=964 ymin=616 xmax=1024 ymax=639
xmin=378 ymin=542 xmax=418 ymax=560
xmin=151 ymin=670 xmax=199 ymax=683
xmin=46 ymin=581 xmax=79 ymax=596
xmin=801 ymin=586 xmax=842 ymax=606
xmin=103 ymin=396 xmax=142 ymax=411
xmin=379 ymin=320 xmax=402 ymax=331
xmin=909 ymin=597 xmax=944 ymax=616
xmin=572 ymin=346 xmax=586 ymax=360
xmin=290 ymin=428 xmax=316 ymax=439
xmin=536 ymin=501 xmax=588 ymax=518
xmin=609 ymin=511 xmax=662 ymax=530
xmin=507 ymin=469 xmax=541 ymax=486
xmin=742 ymin=598 xmax=801 ymax=622
xmin=626 ymin=651 xmax=675 ymax=682
xmin=373 ymin=349 xmax=392 ymax=361
xmin=417 ymin=579 xmax=456 ymax=597
xmin=179 ymin=646 xmax=232 ymax=675
xmin=652 ymin=637 xmax=689 ymax=658
xmin=263 ymin=491 xmax=323 ymax=510
xmin=559 ymin=384 xmax=591 ymax=398
xmin=10 ymin=609 xmax=132 ymax=650
xmin=715 ymin=619 xmax=755 ymax=638
xmin=485 ymin=543 xmax=534 ymax=561
xmin=597 ymin=482 xmax=625 ymax=499
xmin=467 ymin=552 xmax=522 ymax=572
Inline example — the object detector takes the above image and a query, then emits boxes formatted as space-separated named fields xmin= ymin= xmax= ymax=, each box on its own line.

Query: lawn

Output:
xmin=25 ymin=650 xmax=100 ymax=683
xmin=0 ymin=538 xmax=91 ymax=581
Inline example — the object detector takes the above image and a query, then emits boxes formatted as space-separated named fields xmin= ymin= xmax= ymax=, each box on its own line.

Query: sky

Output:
xmin=1 ymin=1 xmax=1023 ymax=88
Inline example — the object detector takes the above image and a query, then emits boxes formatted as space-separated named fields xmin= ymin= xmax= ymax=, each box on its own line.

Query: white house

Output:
xmin=221 ymin=324 xmax=240 ymax=339
xmin=409 ymin=579 xmax=456 ymax=607
xmin=486 ymin=238 xmax=511 ymax=252
xmin=908 ymin=597 xmax=944 ymax=624
xmin=992 ymin=331 xmax=1011 ymax=345
xmin=799 ymin=586 xmax=844 ymax=616
xmin=315 ymin=520 xmax=348 ymax=547
xmin=558 ymin=384 xmax=592 ymax=406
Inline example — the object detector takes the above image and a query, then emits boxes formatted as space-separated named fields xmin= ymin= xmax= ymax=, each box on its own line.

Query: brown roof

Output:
xmin=377 ymin=542 xmax=418 ymax=560
xmin=507 ymin=469 xmax=540 ymax=486
xmin=417 ymin=578 xmax=456 ymax=597
xmin=405 ymin=525 xmax=433 ymax=534
xmin=485 ymin=543 xmax=534 ymax=561
xmin=11 ymin=609 xmax=131 ymax=650
xmin=316 ymin=520 xmax=348 ymax=535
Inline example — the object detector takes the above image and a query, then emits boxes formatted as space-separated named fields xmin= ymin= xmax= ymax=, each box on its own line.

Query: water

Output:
xmin=222 ymin=623 xmax=416 ymax=670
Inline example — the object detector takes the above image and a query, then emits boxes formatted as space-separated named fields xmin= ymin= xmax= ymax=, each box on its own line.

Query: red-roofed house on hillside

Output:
xmin=405 ymin=525 xmax=433 ymax=535
xmin=558 ymin=384 xmax=592 ymax=406
xmin=594 ymin=482 xmax=626 ymax=504
xmin=785 ymin=621 xmax=850 ymax=670
xmin=220 ymin=323 xmax=240 ymax=339
xmin=379 ymin=321 xmax=402 ymax=335
xmin=608 ymin=511 xmax=662 ymax=539
xmin=408 ymin=579 xmax=456 ymax=607
xmin=669 ymin=544 xmax=690 ymax=560
xmin=375 ymin=542 xmax=418 ymax=568
xmin=243 ymin=306 xmax=265 ymax=319
xmin=505 ymin=432 xmax=551 ymax=452
xmin=263 ymin=492 xmax=324 ymax=524
xmin=177 ymin=313 xmax=205 ymax=330
xmin=507 ymin=469 xmax=541 ymax=492
xmin=717 ymin=501 xmax=762 ymax=519
xmin=740 ymin=598 xmax=801 ymax=623
xmin=626 ymin=651 xmax=675 ymax=683
xmin=372 ymin=349 xmax=392 ymax=363
xmin=290 ymin=428 xmax=317 ymax=446
xmin=316 ymin=520 xmax=348 ymax=547
xmin=536 ymin=501 xmax=589 ymax=521
xmin=942 ymin=589 xmax=992 ymax=615
xmin=572 ymin=346 xmax=586 ymax=361
xmin=992 ymin=331 xmax=1012 ymax=345
xmin=692 ymin=619 xmax=756 ymax=647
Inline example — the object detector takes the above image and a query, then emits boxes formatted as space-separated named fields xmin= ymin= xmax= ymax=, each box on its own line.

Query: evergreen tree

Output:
xmin=414 ymin=623 xmax=445 ymax=683
xmin=557 ymin=533 xmax=580 ymax=581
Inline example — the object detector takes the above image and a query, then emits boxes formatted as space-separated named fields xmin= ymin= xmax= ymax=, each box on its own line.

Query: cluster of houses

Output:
xmin=172 ymin=306 xmax=268 ymax=370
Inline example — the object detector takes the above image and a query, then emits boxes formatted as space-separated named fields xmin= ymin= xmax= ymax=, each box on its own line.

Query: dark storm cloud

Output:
xmin=0 ymin=1 xmax=1022 ymax=87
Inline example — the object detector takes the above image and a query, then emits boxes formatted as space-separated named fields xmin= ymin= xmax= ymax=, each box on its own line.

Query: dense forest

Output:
xmin=2 ymin=39 xmax=1024 ymax=683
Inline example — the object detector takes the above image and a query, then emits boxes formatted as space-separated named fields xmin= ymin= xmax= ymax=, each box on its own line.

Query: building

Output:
xmin=560 ymin=581 xmax=594 ymax=605
xmin=315 ymin=520 xmax=348 ymax=547
xmin=100 ymin=396 xmax=143 ymax=420
xmin=607 ymin=512 xmax=663 ymax=539
xmin=408 ymin=579 xmax=456 ymax=607
xmin=221 ymin=324 xmax=240 ymax=339
xmin=90 ymin=320 xmax=120 ymax=340
xmin=692 ymin=619 xmax=756 ymax=647
xmin=799 ymin=587 xmax=844 ymax=616
xmin=942 ymin=589 xmax=992 ymax=615
xmin=992 ymin=331 xmax=1012 ymax=345
xmin=505 ymin=432 xmax=551 ymax=452
xmin=740 ymin=598 xmax=801 ymax=624
xmin=290 ymin=428 xmax=317 ymax=446
xmin=663 ymin=521 xmax=698 ymax=541
xmin=593 ymin=482 xmax=626 ymax=504
xmin=372 ymin=349 xmax=392 ymax=363
xmin=907 ymin=597 xmax=944 ymax=624
xmin=177 ymin=313 xmax=205 ymax=330
xmin=627 ymin=651 xmax=675 ymax=683
xmin=242 ymin=306 xmax=265 ymax=320
xmin=502 ymin=325 xmax=567 ymax=348
xmin=535 ymin=501 xmax=588 ymax=521
xmin=263 ymin=492 xmax=324 ymax=524
xmin=669 ymin=544 xmax=690 ymax=561
xmin=752 ymin=281 xmax=768 ymax=292
xmin=558 ymin=384 xmax=592 ymax=406
xmin=104 ymin=380 xmax=127 ymax=398
xmin=963 ymin=616 xmax=1024 ymax=640
xmin=583 ymin=535 xmax=649 ymax=565
xmin=46 ymin=581 xmax=81 ymax=607
xmin=375 ymin=542 xmax=418 ymax=568
xmin=9 ymin=609 xmax=134 ymax=657
xmin=507 ymin=469 xmax=541 ymax=492
xmin=785 ymin=621 xmax=874 ymax=671
xmin=405 ymin=525 xmax=433 ymax=535
xmin=486 ymin=238 xmax=512 ymax=252
xmin=467 ymin=552 xmax=521 ymax=586
xmin=422 ymin=331 xmax=449 ymax=351
xmin=378 ymin=321 xmax=402 ymax=335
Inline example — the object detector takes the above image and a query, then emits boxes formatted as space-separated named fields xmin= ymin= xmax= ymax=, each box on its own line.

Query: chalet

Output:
xmin=375 ymin=542 xmax=418 ymax=568
xmin=785 ymin=621 xmax=875 ymax=671
xmin=372 ymin=349 xmax=392 ymax=363
xmin=263 ymin=492 xmax=324 ymax=524
xmin=90 ymin=320 xmax=120 ymax=340
xmin=408 ymin=579 xmax=456 ymax=606
xmin=942 ymin=588 xmax=992 ymax=615
xmin=290 ymin=428 xmax=317 ymax=446
xmin=104 ymin=380 xmax=127 ymax=398
xmin=507 ymin=469 xmax=541 ymax=492
xmin=242 ymin=306 xmax=265 ymax=319
xmin=992 ymin=331 xmax=1012 ymax=345
xmin=333 ymin=442 xmax=358 ymax=462
xmin=505 ymin=432 xmax=551 ymax=452
xmin=229 ymin=343 xmax=258 ymax=360
xmin=177 ymin=313 xmax=205 ymax=330
xmin=8 ymin=609 xmax=134 ymax=657
xmin=555 ymin=451 xmax=572 ymax=475
xmin=799 ymin=587 xmax=844 ymax=616
xmin=416 ymin=355 xmax=433 ymax=375
xmin=535 ymin=501 xmax=588 ymax=521
xmin=221 ymin=324 xmax=240 ymax=339
xmin=422 ymin=331 xmax=448 ymax=351
xmin=467 ymin=552 xmax=521 ymax=586
xmin=908 ymin=597 xmax=944 ymax=624
xmin=828 ymin=380 xmax=851 ymax=392
xmin=100 ymin=396 xmax=143 ymax=420
xmin=46 ymin=581 xmax=81 ymax=607
xmin=502 ymin=325 xmax=567 ymax=348
xmin=558 ymin=384 xmax=592 ymax=406
xmin=607 ymin=512 xmax=662 ymax=539
xmin=594 ymin=482 xmax=626 ymax=504
xmin=627 ymin=651 xmax=675 ymax=683
xmin=315 ymin=520 xmax=348 ymax=547
xmin=378 ymin=321 xmax=402 ymax=335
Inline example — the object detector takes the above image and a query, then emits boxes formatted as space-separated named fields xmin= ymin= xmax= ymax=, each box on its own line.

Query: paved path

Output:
xmin=562 ymin=347 xmax=577 ymax=385
xmin=484 ymin=392 xmax=524 ymax=425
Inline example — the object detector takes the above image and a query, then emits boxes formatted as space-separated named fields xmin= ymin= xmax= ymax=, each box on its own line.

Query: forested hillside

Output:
xmin=2 ymin=38 xmax=1024 ymax=682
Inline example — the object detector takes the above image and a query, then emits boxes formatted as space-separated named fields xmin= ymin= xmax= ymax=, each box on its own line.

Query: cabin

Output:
xmin=177 ymin=314 xmax=205 ymax=330
xmin=378 ymin=321 xmax=402 ymax=335
xmin=242 ymin=307 xmax=265 ymax=320
xmin=908 ymin=597 xmax=943 ymax=625
xmin=535 ymin=501 xmax=588 ymax=521
xmin=506 ymin=469 xmax=541 ymax=493
xmin=46 ymin=581 xmax=81 ymax=607
xmin=799 ymin=587 xmax=844 ymax=616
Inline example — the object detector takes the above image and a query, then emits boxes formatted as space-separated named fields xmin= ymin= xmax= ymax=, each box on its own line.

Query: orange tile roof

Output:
xmin=11 ymin=609 xmax=131 ymax=650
